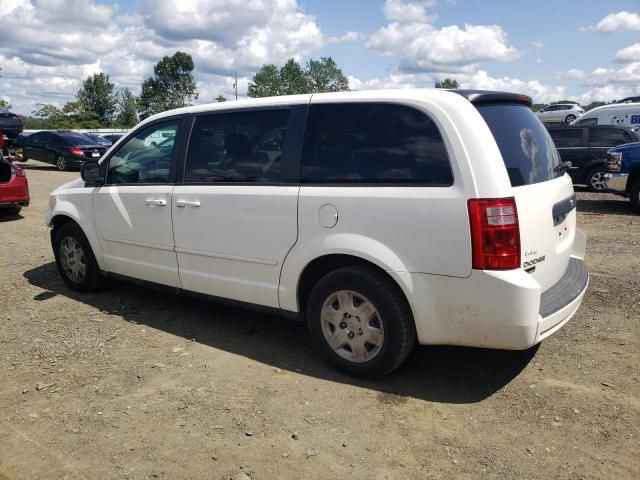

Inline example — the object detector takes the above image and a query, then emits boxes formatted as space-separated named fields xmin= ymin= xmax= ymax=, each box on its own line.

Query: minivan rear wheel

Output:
xmin=307 ymin=265 xmax=415 ymax=378
xmin=565 ymin=114 xmax=576 ymax=124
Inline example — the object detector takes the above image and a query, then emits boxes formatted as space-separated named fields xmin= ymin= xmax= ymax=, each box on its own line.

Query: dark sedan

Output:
xmin=21 ymin=131 xmax=107 ymax=171
xmin=0 ymin=107 xmax=23 ymax=142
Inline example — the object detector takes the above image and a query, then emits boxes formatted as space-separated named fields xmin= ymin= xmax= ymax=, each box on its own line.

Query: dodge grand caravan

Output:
xmin=45 ymin=90 xmax=588 ymax=378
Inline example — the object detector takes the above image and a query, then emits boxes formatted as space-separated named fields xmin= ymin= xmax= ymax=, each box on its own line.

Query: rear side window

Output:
xmin=478 ymin=104 xmax=562 ymax=187
xmin=548 ymin=129 xmax=583 ymax=148
xmin=184 ymin=109 xmax=289 ymax=183
xmin=301 ymin=103 xmax=452 ymax=185
xmin=576 ymin=118 xmax=597 ymax=126
xmin=589 ymin=128 xmax=631 ymax=147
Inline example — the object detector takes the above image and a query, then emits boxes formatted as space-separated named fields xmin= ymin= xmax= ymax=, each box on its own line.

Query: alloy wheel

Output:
xmin=589 ymin=170 xmax=606 ymax=191
xmin=56 ymin=155 xmax=67 ymax=171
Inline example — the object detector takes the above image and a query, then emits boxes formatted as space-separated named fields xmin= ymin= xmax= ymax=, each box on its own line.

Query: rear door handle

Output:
xmin=175 ymin=200 xmax=201 ymax=208
xmin=145 ymin=199 xmax=167 ymax=207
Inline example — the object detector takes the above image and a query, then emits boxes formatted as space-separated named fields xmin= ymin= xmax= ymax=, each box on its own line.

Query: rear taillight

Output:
xmin=69 ymin=147 xmax=85 ymax=157
xmin=468 ymin=197 xmax=521 ymax=270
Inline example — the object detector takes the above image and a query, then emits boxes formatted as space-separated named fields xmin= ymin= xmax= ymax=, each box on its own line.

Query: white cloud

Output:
xmin=367 ymin=22 xmax=519 ymax=73
xmin=383 ymin=0 xmax=437 ymax=23
xmin=0 ymin=0 xmax=326 ymax=113
xmin=531 ymin=41 xmax=544 ymax=49
xmin=460 ymin=70 xmax=567 ymax=104
xmin=577 ymin=85 xmax=637 ymax=104
xmin=562 ymin=68 xmax=586 ymax=80
xmin=581 ymin=63 xmax=640 ymax=86
xmin=588 ymin=11 xmax=640 ymax=32
xmin=614 ymin=43 xmax=640 ymax=63
xmin=328 ymin=31 xmax=361 ymax=44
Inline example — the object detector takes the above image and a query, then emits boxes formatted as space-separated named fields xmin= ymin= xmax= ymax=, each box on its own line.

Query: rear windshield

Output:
xmin=478 ymin=104 xmax=562 ymax=187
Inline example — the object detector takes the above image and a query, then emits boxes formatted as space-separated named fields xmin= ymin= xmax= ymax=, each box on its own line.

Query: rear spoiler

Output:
xmin=451 ymin=89 xmax=533 ymax=107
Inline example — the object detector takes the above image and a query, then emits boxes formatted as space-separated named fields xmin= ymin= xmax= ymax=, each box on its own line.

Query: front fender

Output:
xmin=278 ymin=233 xmax=412 ymax=312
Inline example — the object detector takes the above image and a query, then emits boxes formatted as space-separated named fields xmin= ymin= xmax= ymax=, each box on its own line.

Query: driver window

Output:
xmin=108 ymin=121 xmax=178 ymax=184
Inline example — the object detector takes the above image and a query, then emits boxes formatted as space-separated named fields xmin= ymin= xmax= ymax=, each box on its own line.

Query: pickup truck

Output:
xmin=604 ymin=142 xmax=640 ymax=212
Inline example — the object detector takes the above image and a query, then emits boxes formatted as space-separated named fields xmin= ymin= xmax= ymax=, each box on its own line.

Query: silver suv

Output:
xmin=536 ymin=104 xmax=584 ymax=124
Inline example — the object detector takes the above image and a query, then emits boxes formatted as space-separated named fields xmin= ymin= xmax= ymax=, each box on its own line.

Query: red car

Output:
xmin=0 ymin=156 xmax=30 ymax=215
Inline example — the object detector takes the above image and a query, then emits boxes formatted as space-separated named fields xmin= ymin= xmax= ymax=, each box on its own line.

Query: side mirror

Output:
xmin=81 ymin=161 xmax=103 ymax=186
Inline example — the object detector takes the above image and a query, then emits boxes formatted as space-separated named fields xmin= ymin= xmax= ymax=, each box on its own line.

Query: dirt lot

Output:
xmin=1 ymin=162 xmax=639 ymax=480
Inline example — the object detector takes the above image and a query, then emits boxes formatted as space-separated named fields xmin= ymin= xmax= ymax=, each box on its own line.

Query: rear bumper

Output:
xmin=397 ymin=231 xmax=588 ymax=350
xmin=0 ymin=178 xmax=30 ymax=206
xmin=603 ymin=173 xmax=628 ymax=193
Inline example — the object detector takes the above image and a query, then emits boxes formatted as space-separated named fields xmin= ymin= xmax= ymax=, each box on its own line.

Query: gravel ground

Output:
xmin=1 ymin=162 xmax=639 ymax=480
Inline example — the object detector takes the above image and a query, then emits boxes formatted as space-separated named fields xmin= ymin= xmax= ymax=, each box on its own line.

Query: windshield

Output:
xmin=478 ymin=104 xmax=563 ymax=187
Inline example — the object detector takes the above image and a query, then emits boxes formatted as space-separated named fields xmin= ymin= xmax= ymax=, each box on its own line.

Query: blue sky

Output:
xmin=1 ymin=0 xmax=639 ymax=114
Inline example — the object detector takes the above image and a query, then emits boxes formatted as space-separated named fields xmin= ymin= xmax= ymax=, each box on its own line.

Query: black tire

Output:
xmin=585 ymin=166 xmax=606 ymax=192
xmin=565 ymin=114 xmax=576 ymax=124
xmin=0 ymin=205 xmax=21 ymax=216
xmin=630 ymin=179 xmax=640 ymax=213
xmin=55 ymin=155 xmax=68 ymax=171
xmin=53 ymin=222 xmax=106 ymax=292
xmin=307 ymin=265 xmax=416 ymax=378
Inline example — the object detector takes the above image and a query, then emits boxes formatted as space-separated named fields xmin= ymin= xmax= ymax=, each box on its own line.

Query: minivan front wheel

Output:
xmin=53 ymin=223 xmax=105 ymax=292
xmin=565 ymin=114 xmax=576 ymax=124
xmin=307 ymin=266 xmax=415 ymax=378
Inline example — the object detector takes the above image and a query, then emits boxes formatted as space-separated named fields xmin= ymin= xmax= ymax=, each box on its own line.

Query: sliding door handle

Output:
xmin=175 ymin=200 xmax=201 ymax=208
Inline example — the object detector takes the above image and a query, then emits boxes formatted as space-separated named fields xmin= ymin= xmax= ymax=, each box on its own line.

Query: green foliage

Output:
xmin=550 ymin=99 xmax=579 ymax=105
xmin=0 ymin=98 xmax=11 ymax=109
xmin=531 ymin=103 xmax=546 ymax=112
xmin=306 ymin=57 xmax=349 ymax=93
xmin=76 ymin=73 xmax=116 ymax=125
xmin=583 ymin=101 xmax=607 ymax=111
xmin=138 ymin=52 xmax=198 ymax=119
xmin=247 ymin=64 xmax=282 ymax=98
xmin=115 ymin=88 xmax=139 ymax=127
xmin=280 ymin=59 xmax=310 ymax=95
xmin=434 ymin=78 xmax=459 ymax=89
xmin=248 ymin=57 xmax=350 ymax=97
xmin=215 ymin=95 xmax=228 ymax=102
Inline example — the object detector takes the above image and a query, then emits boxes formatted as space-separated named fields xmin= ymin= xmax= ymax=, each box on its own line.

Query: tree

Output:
xmin=583 ymin=101 xmax=607 ymax=111
xmin=248 ymin=64 xmax=282 ymax=98
xmin=115 ymin=88 xmax=139 ymax=127
xmin=248 ymin=57 xmax=350 ymax=98
xmin=280 ymin=59 xmax=310 ymax=95
xmin=138 ymin=52 xmax=198 ymax=119
xmin=0 ymin=98 xmax=11 ymax=109
xmin=531 ymin=103 xmax=546 ymax=112
xmin=215 ymin=95 xmax=228 ymax=102
xmin=434 ymin=78 xmax=459 ymax=89
xmin=306 ymin=57 xmax=349 ymax=93
xmin=76 ymin=72 xmax=116 ymax=125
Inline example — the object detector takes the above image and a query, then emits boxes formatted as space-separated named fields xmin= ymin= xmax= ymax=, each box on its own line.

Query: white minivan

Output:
xmin=572 ymin=102 xmax=640 ymax=127
xmin=45 ymin=89 xmax=588 ymax=377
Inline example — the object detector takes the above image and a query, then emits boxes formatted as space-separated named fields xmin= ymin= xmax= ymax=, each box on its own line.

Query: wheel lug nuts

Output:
xmin=348 ymin=332 xmax=355 ymax=339
xmin=339 ymin=322 xmax=347 ymax=329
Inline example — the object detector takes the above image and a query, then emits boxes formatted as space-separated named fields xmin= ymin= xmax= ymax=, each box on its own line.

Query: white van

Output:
xmin=45 ymin=89 xmax=588 ymax=377
xmin=572 ymin=102 xmax=640 ymax=128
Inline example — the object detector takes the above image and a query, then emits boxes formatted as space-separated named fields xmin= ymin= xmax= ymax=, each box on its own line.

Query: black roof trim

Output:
xmin=451 ymin=89 xmax=533 ymax=107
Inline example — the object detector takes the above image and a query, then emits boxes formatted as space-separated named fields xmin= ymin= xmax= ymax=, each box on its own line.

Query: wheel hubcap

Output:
xmin=590 ymin=170 xmax=605 ymax=190
xmin=320 ymin=290 xmax=384 ymax=363
xmin=59 ymin=236 xmax=87 ymax=283
xmin=566 ymin=116 xmax=575 ymax=124
xmin=57 ymin=156 xmax=66 ymax=170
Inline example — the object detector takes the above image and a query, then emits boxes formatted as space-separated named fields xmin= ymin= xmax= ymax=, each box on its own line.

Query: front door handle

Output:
xmin=175 ymin=200 xmax=201 ymax=208
xmin=145 ymin=199 xmax=167 ymax=207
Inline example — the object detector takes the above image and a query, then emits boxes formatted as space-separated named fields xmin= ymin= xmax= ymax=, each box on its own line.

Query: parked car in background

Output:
xmin=102 ymin=134 xmax=124 ymax=144
xmin=85 ymin=133 xmax=112 ymax=147
xmin=21 ymin=131 xmax=107 ymax=171
xmin=547 ymin=125 xmax=640 ymax=191
xmin=604 ymin=142 xmax=640 ymax=212
xmin=45 ymin=89 xmax=588 ymax=378
xmin=616 ymin=96 xmax=640 ymax=104
xmin=0 ymin=156 xmax=29 ymax=215
xmin=0 ymin=107 xmax=23 ymax=142
xmin=536 ymin=104 xmax=584 ymax=124
xmin=572 ymin=102 xmax=640 ymax=127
